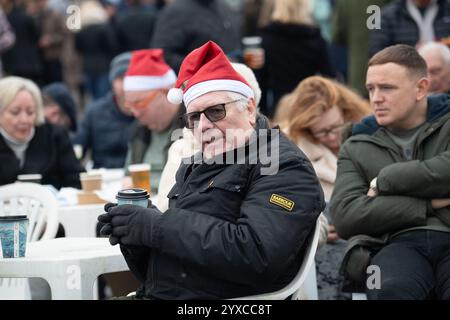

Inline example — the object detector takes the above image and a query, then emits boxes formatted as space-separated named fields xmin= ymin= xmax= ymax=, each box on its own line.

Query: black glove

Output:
xmin=98 ymin=202 xmax=119 ymax=243
xmin=108 ymin=204 xmax=162 ymax=247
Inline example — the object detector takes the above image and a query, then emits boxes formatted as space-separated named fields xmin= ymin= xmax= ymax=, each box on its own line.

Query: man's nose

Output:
xmin=371 ymin=88 xmax=384 ymax=103
xmin=199 ymin=113 xmax=214 ymax=132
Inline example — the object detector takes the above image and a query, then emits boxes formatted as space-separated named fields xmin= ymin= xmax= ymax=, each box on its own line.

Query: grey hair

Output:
xmin=418 ymin=42 xmax=450 ymax=66
xmin=0 ymin=76 xmax=45 ymax=125
xmin=224 ymin=91 xmax=250 ymax=112
xmin=231 ymin=62 xmax=262 ymax=107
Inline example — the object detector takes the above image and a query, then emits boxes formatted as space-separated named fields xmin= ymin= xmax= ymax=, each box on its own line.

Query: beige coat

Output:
xmin=296 ymin=137 xmax=337 ymax=202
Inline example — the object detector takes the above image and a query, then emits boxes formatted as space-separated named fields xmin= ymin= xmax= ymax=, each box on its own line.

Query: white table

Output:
xmin=0 ymin=238 xmax=128 ymax=300
xmin=59 ymin=204 xmax=104 ymax=237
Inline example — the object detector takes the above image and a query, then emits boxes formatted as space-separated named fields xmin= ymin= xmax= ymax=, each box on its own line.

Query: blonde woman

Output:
xmin=260 ymin=0 xmax=335 ymax=118
xmin=0 ymin=76 xmax=83 ymax=189
xmin=283 ymin=75 xmax=372 ymax=299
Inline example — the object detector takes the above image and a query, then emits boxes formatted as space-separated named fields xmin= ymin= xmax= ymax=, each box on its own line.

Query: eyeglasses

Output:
xmin=311 ymin=123 xmax=348 ymax=139
xmin=126 ymin=90 xmax=160 ymax=109
xmin=181 ymin=99 xmax=244 ymax=129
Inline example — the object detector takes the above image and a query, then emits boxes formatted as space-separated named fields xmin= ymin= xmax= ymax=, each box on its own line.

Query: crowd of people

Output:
xmin=0 ymin=0 xmax=450 ymax=300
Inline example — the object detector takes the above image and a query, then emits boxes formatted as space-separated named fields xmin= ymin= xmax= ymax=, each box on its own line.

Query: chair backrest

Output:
xmin=232 ymin=219 xmax=320 ymax=300
xmin=0 ymin=182 xmax=59 ymax=242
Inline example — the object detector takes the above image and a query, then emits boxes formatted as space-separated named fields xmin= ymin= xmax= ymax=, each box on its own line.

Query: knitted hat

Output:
xmin=124 ymin=49 xmax=177 ymax=91
xmin=42 ymin=83 xmax=78 ymax=132
xmin=167 ymin=41 xmax=254 ymax=106
xmin=109 ymin=52 xmax=132 ymax=83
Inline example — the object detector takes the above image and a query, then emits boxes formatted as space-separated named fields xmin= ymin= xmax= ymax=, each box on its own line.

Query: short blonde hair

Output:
xmin=0 ymin=76 xmax=45 ymax=125
xmin=271 ymin=0 xmax=313 ymax=25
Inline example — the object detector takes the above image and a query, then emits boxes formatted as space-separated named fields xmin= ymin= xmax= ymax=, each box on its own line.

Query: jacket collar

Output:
xmin=352 ymin=93 xmax=450 ymax=136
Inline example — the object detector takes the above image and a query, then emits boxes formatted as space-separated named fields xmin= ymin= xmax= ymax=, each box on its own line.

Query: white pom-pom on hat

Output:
xmin=167 ymin=87 xmax=183 ymax=104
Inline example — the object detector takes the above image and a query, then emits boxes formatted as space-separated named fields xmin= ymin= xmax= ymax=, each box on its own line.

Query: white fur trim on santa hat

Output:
xmin=124 ymin=70 xmax=177 ymax=91
xmin=183 ymin=79 xmax=254 ymax=107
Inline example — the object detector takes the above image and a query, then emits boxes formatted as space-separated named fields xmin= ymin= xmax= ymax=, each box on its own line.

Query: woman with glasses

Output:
xmin=281 ymin=75 xmax=371 ymax=299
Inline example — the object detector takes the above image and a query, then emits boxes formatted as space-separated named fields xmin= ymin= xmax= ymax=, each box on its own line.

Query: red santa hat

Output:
xmin=124 ymin=49 xmax=177 ymax=91
xmin=167 ymin=41 xmax=254 ymax=106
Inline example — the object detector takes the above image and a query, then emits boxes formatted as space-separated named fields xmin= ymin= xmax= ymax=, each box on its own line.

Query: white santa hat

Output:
xmin=167 ymin=41 xmax=254 ymax=106
xmin=124 ymin=49 xmax=176 ymax=91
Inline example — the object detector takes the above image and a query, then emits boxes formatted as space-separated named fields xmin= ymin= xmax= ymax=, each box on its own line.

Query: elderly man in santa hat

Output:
xmin=99 ymin=41 xmax=324 ymax=300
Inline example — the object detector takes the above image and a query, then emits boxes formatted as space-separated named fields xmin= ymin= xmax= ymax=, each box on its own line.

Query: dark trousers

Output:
xmin=367 ymin=230 xmax=450 ymax=300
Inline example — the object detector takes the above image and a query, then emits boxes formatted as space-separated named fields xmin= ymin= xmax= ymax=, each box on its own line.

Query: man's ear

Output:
xmin=416 ymin=77 xmax=430 ymax=101
xmin=247 ymin=98 xmax=257 ymax=126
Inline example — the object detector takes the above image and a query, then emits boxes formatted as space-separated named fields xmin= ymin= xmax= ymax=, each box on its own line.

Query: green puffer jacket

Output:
xmin=331 ymin=94 xmax=450 ymax=241
xmin=330 ymin=94 xmax=450 ymax=289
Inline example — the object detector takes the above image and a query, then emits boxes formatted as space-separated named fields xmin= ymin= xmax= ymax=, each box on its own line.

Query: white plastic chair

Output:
xmin=0 ymin=182 xmax=59 ymax=299
xmin=232 ymin=219 xmax=321 ymax=300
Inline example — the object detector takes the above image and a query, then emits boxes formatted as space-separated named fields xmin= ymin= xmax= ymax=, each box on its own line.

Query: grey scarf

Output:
xmin=406 ymin=0 xmax=439 ymax=44
xmin=0 ymin=126 xmax=35 ymax=168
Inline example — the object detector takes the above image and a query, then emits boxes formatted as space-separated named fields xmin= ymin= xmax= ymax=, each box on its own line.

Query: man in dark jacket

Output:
xmin=151 ymin=0 xmax=241 ymax=72
xmin=115 ymin=0 xmax=158 ymax=53
xmin=73 ymin=52 xmax=135 ymax=169
xmin=330 ymin=44 xmax=450 ymax=299
xmin=42 ymin=82 xmax=78 ymax=136
xmin=369 ymin=0 xmax=450 ymax=56
xmin=98 ymin=41 xmax=324 ymax=299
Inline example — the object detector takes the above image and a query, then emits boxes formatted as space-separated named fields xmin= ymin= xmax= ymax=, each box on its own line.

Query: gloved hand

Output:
xmin=108 ymin=204 xmax=162 ymax=247
xmin=98 ymin=202 xmax=118 ymax=243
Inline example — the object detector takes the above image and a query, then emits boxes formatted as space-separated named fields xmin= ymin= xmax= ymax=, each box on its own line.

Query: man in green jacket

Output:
xmin=330 ymin=44 xmax=450 ymax=299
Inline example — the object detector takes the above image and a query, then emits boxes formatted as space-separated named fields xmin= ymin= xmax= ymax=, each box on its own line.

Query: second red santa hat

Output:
xmin=124 ymin=49 xmax=177 ymax=91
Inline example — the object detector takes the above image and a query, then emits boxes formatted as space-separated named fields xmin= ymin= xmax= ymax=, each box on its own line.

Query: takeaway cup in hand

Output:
xmin=116 ymin=188 xmax=149 ymax=208
xmin=0 ymin=216 xmax=29 ymax=258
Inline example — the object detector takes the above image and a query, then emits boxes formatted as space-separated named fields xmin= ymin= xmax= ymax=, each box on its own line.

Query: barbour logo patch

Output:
xmin=270 ymin=194 xmax=295 ymax=212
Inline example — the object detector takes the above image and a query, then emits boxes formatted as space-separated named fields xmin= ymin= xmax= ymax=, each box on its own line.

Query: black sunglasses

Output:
xmin=181 ymin=99 xmax=243 ymax=129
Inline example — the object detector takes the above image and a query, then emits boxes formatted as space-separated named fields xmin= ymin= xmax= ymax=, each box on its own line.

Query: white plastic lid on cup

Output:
xmin=128 ymin=163 xmax=151 ymax=172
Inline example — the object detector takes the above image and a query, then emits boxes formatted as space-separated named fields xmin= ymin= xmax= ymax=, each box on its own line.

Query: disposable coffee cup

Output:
xmin=128 ymin=163 xmax=151 ymax=193
xmin=17 ymin=174 xmax=42 ymax=184
xmin=0 ymin=215 xmax=29 ymax=258
xmin=116 ymin=188 xmax=149 ymax=208
xmin=80 ymin=173 xmax=103 ymax=192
